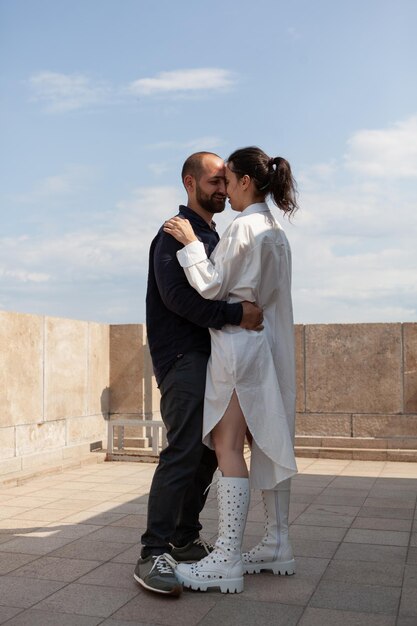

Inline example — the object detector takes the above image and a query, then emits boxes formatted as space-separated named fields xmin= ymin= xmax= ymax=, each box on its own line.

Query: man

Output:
xmin=134 ymin=152 xmax=263 ymax=596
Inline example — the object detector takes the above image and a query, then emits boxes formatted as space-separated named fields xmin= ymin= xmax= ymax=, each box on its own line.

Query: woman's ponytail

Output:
xmin=227 ymin=147 xmax=299 ymax=218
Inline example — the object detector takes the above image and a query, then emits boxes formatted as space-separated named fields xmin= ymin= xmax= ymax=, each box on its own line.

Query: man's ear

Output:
xmin=183 ymin=174 xmax=194 ymax=193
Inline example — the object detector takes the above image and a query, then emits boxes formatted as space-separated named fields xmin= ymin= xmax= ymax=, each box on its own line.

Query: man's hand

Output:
xmin=240 ymin=301 xmax=264 ymax=330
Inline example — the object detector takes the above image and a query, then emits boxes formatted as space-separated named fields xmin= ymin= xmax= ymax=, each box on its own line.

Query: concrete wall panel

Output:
xmin=305 ymin=323 xmax=402 ymax=414
xmin=110 ymin=324 xmax=145 ymax=414
xmin=45 ymin=317 xmax=89 ymax=421
xmin=0 ymin=311 xmax=43 ymax=426
xmin=404 ymin=323 xmax=417 ymax=414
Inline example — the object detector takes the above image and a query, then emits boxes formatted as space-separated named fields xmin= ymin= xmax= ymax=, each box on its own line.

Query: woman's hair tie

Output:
xmin=268 ymin=157 xmax=280 ymax=172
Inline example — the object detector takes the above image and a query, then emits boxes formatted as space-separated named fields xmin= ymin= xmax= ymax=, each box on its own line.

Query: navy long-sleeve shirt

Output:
xmin=146 ymin=205 xmax=243 ymax=385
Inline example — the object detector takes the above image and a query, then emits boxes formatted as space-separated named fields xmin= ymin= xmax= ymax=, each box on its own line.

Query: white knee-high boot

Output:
xmin=242 ymin=479 xmax=295 ymax=575
xmin=175 ymin=476 xmax=250 ymax=593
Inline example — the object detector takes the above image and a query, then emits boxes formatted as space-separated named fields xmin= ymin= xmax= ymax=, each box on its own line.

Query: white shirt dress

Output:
xmin=177 ymin=202 xmax=297 ymax=489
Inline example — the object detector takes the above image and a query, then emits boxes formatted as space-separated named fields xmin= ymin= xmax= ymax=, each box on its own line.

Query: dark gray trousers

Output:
xmin=141 ymin=351 xmax=218 ymax=556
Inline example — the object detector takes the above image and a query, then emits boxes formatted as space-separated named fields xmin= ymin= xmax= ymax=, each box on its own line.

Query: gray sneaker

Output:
xmin=170 ymin=537 xmax=214 ymax=562
xmin=133 ymin=553 xmax=182 ymax=596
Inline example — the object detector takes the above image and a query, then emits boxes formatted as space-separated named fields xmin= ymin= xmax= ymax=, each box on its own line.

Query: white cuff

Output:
xmin=176 ymin=240 xmax=207 ymax=268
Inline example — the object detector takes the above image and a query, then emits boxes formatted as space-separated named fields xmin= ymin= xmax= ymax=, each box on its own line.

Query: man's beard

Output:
xmin=196 ymin=184 xmax=226 ymax=214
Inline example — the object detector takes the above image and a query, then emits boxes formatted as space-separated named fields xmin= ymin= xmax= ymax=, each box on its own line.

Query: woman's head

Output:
xmin=226 ymin=146 xmax=298 ymax=217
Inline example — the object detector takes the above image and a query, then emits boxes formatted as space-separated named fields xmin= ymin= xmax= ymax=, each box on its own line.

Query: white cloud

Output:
xmin=128 ymin=68 xmax=236 ymax=96
xmin=0 ymin=267 xmax=50 ymax=283
xmin=345 ymin=115 xmax=417 ymax=178
xmin=13 ymin=166 xmax=95 ymax=204
xmin=29 ymin=71 xmax=111 ymax=112
xmin=28 ymin=69 xmax=236 ymax=112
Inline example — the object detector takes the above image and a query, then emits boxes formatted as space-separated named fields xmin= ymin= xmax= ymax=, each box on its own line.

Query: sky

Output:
xmin=1 ymin=0 xmax=416 ymax=325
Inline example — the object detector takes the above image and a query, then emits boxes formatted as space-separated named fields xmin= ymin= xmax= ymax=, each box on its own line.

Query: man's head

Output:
xmin=181 ymin=152 xmax=226 ymax=218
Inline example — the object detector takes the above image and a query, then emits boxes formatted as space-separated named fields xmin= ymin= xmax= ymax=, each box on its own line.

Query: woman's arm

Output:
xmin=163 ymin=216 xmax=252 ymax=301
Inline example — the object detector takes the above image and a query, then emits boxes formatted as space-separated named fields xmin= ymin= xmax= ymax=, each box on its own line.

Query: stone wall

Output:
xmin=295 ymin=323 xmax=417 ymax=433
xmin=2 ymin=311 xmax=417 ymax=480
xmin=109 ymin=322 xmax=417 ymax=458
xmin=0 ymin=311 xmax=109 ymax=480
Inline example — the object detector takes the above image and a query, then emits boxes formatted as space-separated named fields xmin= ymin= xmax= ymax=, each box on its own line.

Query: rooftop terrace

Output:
xmin=0 ymin=457 xmax=417 ymax=625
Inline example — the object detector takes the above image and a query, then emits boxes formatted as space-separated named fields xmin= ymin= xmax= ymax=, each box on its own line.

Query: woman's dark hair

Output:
xmin=227 ymin=146 xmax=299 ymax=218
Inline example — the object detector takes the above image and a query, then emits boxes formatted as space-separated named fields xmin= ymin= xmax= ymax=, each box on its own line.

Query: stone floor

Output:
xmin=0 ymin=457 xmax=416 ymax=626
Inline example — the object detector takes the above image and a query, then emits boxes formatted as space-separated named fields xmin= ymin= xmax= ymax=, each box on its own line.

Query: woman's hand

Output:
xmin=163 ymin=216 xmax=198 ymax=245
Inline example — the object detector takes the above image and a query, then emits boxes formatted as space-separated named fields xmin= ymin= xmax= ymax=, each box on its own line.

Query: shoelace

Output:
xmin=152 ymin=553 xmax=178 ymax=574
xmin=194 ymin=536 xmax=214 ymax=553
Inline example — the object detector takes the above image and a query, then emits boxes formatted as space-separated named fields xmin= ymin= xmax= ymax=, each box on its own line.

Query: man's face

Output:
xmin=195 ymin=156 xmax=227 ymax=214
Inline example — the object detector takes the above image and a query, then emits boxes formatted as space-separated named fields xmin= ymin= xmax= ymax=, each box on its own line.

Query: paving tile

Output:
xmin=2 ymin=609 xmax=102 ymax=626
xmin=314 ymin=494 xmax=367 ymax=506
xmin=49 ymin=539 xmax=129 ymax=561
xmin=243 ymin=572 xmax=316 ymax=604
xmin=6 ymin=497 xmax=58 ymax=507
xmin=304 ymin=503 xmax=361 ymax=516
xmin=12 ymin=555 xmax=102 ymax=581
xmin=343 ymin=528 xmax=410 ymax=547
xmin=40 ymin=499 xmax=94 ymax=511
xmin=198 ymin=598 xmax=303 ymax=626
xmin=44 ymin=523 xmax=103 ymax=538
xmin=294 ymin=513 xmax=355 ymax=528
xmin=328 ymin=477 xmax=376 ymax=489
xmin=34 ymin=583 xmax=138 ymax=618
xmin=292 ymin=556 xmax=330 ymax=582
xmin=0 ymin=576 xmax=65 ymax=608
xmin=298 ymin=607 xmax=395 ymax=625
xmin=111 ymin=545 xmax=140 ymax=564
xmin=334 ymin=542 xmax=407 ymax=564
xmin=322 ymin=559 xmax=404 ymax=587
xmin=368 ymin=489 xmax=417 ymax=501
xmin=0 ymin=520 xmax=43 ymax=533
xmin=411 ymin=532 xmax=417 ymax=546
xmin=290 ymin=524 xmax=347 ymax=542
xmin=84 ymin=525 xmax=140 ymax=544
xmin=358 ymin=506 xmax=414 ymax=520
xmin=0 ymin=607 xmax=23 ymax=624
xmin=407 ymin=547 xmax=417 ymax=564
xmin=77 ymin=562 xmax=137 ymax=588
xmin=57 ymin=511 xmax=128 ymax=525
xmin=399 ymin=587 xmax=417 ymax=617
xmin=111 ymin=590 xmax=217 ymax=626
xmin=0 ymin=535 xmax=76 ymax=555
xmin=293 ymin=539 xmax=340 ymax=558
xmin=363 ymin=497 xmax=415 ymax=509
xmin=403 ymin=564 xmax=417 ymax=587
xmin=0 ymin=552 xmax=39 ymax=574
xmin=100 ymin=617 xmax=155 ymax=626
xmin=310 ymin=580 xmax=401 ymax=614
xmin=396 ymin=618 xmax=417 ymax=626
xmin=351 ymin=516 xmax=412 ymax=532
xmin=0 ymin=506 xmax=31 ymax=520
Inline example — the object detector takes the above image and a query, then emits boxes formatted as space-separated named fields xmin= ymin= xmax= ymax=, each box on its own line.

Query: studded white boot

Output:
xmin=175 ymin=476 xmax=250 ymax=593
xmin=243 ymin=480 xmax=295 ymax=575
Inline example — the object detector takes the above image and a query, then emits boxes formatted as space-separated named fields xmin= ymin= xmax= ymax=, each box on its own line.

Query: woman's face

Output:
xmin=225 ymin=164 xmax=245 ymax=212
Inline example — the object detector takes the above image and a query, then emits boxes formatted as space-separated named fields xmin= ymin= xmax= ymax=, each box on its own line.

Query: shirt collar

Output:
xmin=178 ymin=205 xmax=217 ymax=231
xmin=236 ymin=202 xmax=270 ymax=218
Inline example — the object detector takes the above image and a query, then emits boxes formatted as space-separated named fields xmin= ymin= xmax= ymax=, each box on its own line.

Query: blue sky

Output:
xmin=1 ymin=0 xmax=416 ymax=324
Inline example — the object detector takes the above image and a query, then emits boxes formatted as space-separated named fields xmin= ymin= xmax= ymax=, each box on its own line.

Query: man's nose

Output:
xmin=218 ymin=180 xmax=227 ymax=195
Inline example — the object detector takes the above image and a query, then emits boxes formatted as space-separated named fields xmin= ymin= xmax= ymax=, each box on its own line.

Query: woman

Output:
xmin=163 ymin=146 xmax=299 ymax=593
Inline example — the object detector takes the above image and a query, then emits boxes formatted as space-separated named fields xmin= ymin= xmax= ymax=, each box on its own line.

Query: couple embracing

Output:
xmin=134 ymin=146 xmax=299 ymax=596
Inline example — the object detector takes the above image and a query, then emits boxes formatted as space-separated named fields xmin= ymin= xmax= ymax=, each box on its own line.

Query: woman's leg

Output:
xmin=211 ymin=390 xmax=248 ymax=478
xmin=175 ymin=390 xmax=250 ymax=593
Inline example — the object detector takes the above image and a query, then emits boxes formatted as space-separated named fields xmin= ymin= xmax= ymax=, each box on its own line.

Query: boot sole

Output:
xmin=176 ymin=570 xmax=244 ymax=593
xmin=244 ymin=559 xmax=296 ymax=576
